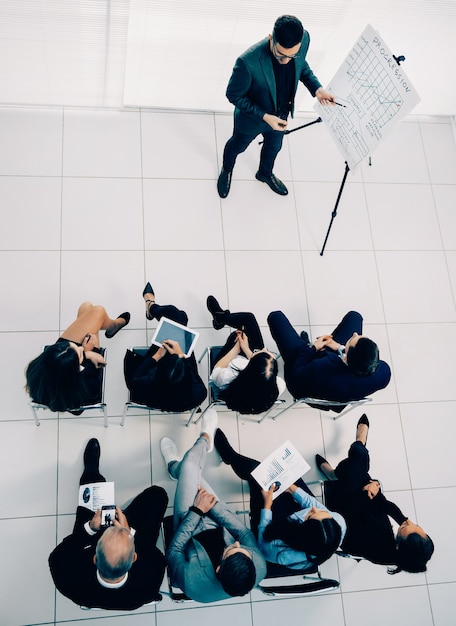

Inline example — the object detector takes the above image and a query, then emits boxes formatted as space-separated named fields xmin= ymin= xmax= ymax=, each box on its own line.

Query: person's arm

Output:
xmin=207 ymin=501 xmax=257 ymax=548
xmin=167 ymin=489 xmax=216 ymax=584
xmin=226 ymin=56 xmax=266 ymax=121
xmin=382 ymin=496 xmax=408 ymax=525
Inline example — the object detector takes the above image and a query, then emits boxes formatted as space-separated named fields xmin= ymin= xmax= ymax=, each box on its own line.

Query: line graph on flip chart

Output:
xmin=315 ymin=24 xmax=420 ymax=170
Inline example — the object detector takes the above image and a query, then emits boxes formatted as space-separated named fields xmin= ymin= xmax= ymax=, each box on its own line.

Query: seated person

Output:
xmin=267 ymin=309 xmax=391 ymax=403
xmin=206 ymin=295 xmax=285 ymax=414
xmin=48 ymin=439 xmax=168 ymax=610
xmin=215 ymin=429 xmax=346 ymax=571
xmin=161 ymin=409 xmax=267 ymax=602
xmin=26 ymin=302 xmax=130 ymax=412
xmin=317 ymin=414 xmax=434 ymax=573
xmin=123 ymin=282 xmax=207 ymax=412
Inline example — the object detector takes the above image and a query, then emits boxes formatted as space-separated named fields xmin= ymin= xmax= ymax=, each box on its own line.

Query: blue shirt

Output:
xmin=258 ymin=487 xmax=346 ymax=570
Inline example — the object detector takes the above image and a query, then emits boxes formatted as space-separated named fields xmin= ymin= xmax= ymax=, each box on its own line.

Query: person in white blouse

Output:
xmin=206 ymin=295 xmax=285 ymax=414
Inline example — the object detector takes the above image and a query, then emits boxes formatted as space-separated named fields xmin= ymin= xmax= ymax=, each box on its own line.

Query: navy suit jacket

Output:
xmin=285 ymin=344 xmax=391 ymax=403
xmin=226 ymin=35 xmax=322 ymax=134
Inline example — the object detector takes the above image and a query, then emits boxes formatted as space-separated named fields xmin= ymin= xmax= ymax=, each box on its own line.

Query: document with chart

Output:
xmin=251 ymin=441 xmax=311 ymax=499
xmin=315 ymin=24 xmax=420 ymax=170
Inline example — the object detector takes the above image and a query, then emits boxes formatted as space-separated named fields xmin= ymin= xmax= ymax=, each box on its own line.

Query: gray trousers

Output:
xmin=170 ymin=436 xmax=219 ymax=532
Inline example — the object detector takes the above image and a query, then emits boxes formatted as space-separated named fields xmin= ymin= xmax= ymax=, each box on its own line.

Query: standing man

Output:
xmin=49 ymin=439 xmax=168 ymax=610
xmin=217 ymin=14 xmax=335 ymax=198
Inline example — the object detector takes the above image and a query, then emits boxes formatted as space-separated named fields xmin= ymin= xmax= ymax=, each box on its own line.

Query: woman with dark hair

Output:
xmin=316 ymin=414 xmax=434 ymax=574
xmin=123 ymin=282 xmax=207 ymax=412
xmin=214 ymin=429 xmax=346 ymax=570
xmin=206 ymin=296 xmax=285 ymax=414
xmin=26 ymin=302 xmax=130 ymax=412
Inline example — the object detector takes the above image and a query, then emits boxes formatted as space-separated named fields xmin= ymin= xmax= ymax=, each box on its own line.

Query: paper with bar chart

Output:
xmin=315 ymin=24 xmax=420 ymax=170
xmin=251 ymin=441 xmax=311 ymax=499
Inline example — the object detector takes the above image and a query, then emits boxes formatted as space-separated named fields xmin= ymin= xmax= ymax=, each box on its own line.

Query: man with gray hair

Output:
xmin=49 ymin=439 xmax=168 ymax=610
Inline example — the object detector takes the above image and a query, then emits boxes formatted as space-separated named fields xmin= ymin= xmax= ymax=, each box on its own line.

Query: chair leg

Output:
xmin=332 ymin=399 xmax=370 ymax=420
xmin=30 ymin=404 xmax=40 ymax=426
xmin=271 ymin=399 xmax=302 ymax=422
xmin=102 ymin=404 xmax=108 ymax=428
xmin=121 ymin=402 xmax=130 ymax=427
xmin=185 ymin=406 xmax=198 ymax=427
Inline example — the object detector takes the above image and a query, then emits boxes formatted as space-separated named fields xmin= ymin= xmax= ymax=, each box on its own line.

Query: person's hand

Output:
xmin=152 ymin=346 xmax=167 ymax=361
xmin=89 ymin=508 xmax=102 ymax=532
xmin=84 ymin=351 xmax=106 ymax=367
xmin=113 ymin=507 xmax=131 ymax=531
xmin=193 ymin=487 xmax=217 ymax=513
xmin=313 ymin=335 xmax=334 ymax=351
xmin=236 ymin=330 xmax=250 ymax=354
xmin=263 ymin=113 xmax=288 ymax=131
xmin=315 ymin=87 xmax=336 ymax=105
xmin=82 ymin=333 xmax=98 ymax=351
xmin=286 ymin=484 xmax=298 ymax=494
xmin=162 ymin=339 xmax=185 ymax=358
xmin=262 ymin=484 xmax=276 ymax=510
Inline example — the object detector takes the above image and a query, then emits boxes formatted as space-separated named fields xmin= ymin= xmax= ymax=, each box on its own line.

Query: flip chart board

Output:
xmin=315 ymin=24 xmax=420 ymax=170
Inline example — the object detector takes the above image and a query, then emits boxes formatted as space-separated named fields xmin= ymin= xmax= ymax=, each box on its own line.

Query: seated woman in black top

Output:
xmin=123 ymin=282 xmax=207 ymax=412
xmin=316 ymin=414 xmax=434 ymax=574
xmin=26 ymin=301 xmax=130 ymax=412
xmin=205 ymin=295 xmax=285 ymax=415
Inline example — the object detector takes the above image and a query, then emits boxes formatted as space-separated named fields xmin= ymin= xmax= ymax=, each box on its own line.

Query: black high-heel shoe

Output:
xmin=105 ymin=312 xmax=130 ymax=338
xmin=315 ymin=453 xmax=328 ymax=469
xmin=143 ymin=282 xmax=156 ymax=320
xmin=142 ymin=282 xmax=155 ymax=298
xmin=357 ymin=413 xmax=369 ymax=428
xmin=356 ymin=413 xmax=369 ymax=445
xmin=206 ymin=295 xmax=228 ymax=330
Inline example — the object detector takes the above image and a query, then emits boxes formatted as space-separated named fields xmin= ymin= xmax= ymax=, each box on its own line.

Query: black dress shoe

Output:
xmin=80 ymin=438 xmax=105 ymax=484
xmin=206 ymin=295 xmax=229 ymax=330
xmin=300 ymin=331 xmax=310 ymax=344
xmin=255 ymin=171 xmax=288 ymax=195
xmin=217 ymin=168 xmax=232 ymax=198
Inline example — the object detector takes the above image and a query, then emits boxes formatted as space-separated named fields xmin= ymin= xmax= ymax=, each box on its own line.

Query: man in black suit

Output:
xmin=49 ymin=439 xmax=168 ymax=611
xmin=218 ymin=14 xmax=334 ymax=198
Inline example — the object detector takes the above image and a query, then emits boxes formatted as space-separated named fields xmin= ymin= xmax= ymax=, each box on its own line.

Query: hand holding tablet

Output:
xmin=151 ymin=317 xmax=200 ymax=357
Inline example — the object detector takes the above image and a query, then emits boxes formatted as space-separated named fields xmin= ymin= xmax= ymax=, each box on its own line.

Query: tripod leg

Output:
xmin=320 ymin=162 xmax=350 ymax=256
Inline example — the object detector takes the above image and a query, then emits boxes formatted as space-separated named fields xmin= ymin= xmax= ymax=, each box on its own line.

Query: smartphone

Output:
xmin=101 ymin=505 xmax=116 ymax=527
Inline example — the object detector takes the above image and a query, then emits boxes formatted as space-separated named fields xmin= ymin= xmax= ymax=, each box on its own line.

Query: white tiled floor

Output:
xmin=1 ymin=106 xmax=455 ymax=626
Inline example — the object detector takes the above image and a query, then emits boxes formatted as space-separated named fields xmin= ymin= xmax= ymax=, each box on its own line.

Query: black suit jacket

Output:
xmin=49 ymin=504 xmax=166 ymax=610
xmin=226 ymin=35 xmax=322 ymax=134
xmin=124 ymin=349 xmax=207 ymax=412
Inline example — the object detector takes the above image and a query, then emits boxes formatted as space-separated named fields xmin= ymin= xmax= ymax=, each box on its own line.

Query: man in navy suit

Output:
xmin=267 ymin=310 xmax=391 ymax=404
xmin=218 ymin=14 xmax=334 ymax=198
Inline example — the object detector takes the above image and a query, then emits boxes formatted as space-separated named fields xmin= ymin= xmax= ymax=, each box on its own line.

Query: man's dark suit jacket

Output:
xmin=285 ymin=344 xmax=391 ymax=403
xmin=49 ymin=506 xmax=165 ymax=611
xmin=226 ymin=35 xmax=322 ymax=135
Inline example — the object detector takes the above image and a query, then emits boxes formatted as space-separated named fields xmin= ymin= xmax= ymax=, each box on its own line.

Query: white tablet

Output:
xmin=151 ymin=317 xmax=200 ymax=358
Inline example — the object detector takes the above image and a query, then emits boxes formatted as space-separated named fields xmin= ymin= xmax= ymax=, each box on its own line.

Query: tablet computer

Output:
xmin=151 ymin=317 xmax=200 ymax=358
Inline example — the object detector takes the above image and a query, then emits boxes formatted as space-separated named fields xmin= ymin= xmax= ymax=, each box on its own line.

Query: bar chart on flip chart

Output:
xmin=315 ymin=24 xmax=421 ymax=170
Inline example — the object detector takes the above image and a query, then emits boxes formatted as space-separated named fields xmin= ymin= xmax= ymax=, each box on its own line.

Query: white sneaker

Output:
xmin=160 ymin=437 xmax=179 ymax=480
xmin=200 ymin=408 xmax=218 ymax=452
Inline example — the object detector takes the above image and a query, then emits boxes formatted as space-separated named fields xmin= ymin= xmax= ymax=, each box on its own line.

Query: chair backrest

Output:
xmin=161 ymin=515 xmax=192 ymax=602
xmin=258 ymin=543 xmax=339 ymax=595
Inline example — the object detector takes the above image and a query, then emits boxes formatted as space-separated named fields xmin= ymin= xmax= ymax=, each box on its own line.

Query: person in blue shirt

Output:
xmin=214 ymin=429 xmax=346 ymax=570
